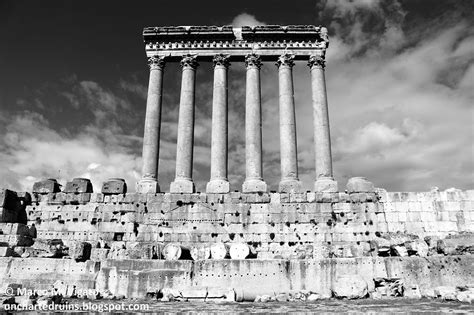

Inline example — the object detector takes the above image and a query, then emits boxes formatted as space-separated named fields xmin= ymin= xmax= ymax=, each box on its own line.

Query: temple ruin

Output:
xmin=137 ymin=25 xmax=336 ymax=194
xmin=0 ymin=25 xmax=472 ymax=304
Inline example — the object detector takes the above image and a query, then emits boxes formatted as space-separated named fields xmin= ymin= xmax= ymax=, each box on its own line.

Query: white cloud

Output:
xmin=0 ymin=111 xmax=142 ymax=192
xmin=231 ymin=13 xmax=266 ymax=27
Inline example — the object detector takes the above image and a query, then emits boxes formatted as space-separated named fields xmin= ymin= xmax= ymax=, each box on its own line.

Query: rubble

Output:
xmin=332 ymin=275 xmax=368 ymax=299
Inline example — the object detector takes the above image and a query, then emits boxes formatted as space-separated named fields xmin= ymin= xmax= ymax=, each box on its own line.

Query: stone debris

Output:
xmin=229 ymin=243 xmax=256 ymax=259
xmin=67 ymin=241 xmax=92 ymax=262
xmin=210 ymin=242 xmax=230 ymax=259
xmin=190 ymin=244 xmax=211 ymax=260
xmin=332 ymin=275 xmax=368 ymax=299
xmin=373 ymin=278 xmax=404 ymax=298
xmin=437 ymin=233 xmax=474 ymax=255
xmin=162 ymin=243 xmax=192 ymax=260
xmin=403 ymin=285 xmax=422 ymax=299
xmin=434 ymin=286 xmax=457 ymax=300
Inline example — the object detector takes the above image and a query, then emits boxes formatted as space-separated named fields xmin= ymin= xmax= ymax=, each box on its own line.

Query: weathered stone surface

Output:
xmin=456 ymin=290 xmax=474 ymax=303
xmin=190 ymin=244 xmax=211 ymax=260
xmin=0 ymin=235 xmax=33 ymax=247
xmin=136 ymin=179 xmax=160 ymax=194
xmin=0 ymin=223 xmax=30 ymax=236
xmin=229 ymin=243 xmax=252 ymax=259
xmin=90 ymin=248 xmax=110 ymax=261
xmin=391 ymin=245 xmax=408 ymax=257
xmin=332 ymin=275 xmax=368 ymax=299
xmin=437 ymin=233 xmax=474 ymax=255
xmin=102 ymin=178 xmax=127 ymax=194
xmin=64 ymin=178 xmax=93 ymax=193
xmin=210 ymin=243 xmax=230 ymax=259
xmin=346 ymin=177 xmax=375 ymax=193
xmin=374 ymin=278 xmax=404 ymax=297
xmin=162 ymin=243 xmax=191 ymax=260
xmin=405 ymin=240 xmax=429 ymax=256
xmin=434 ymin=286 xmax=457 ymax=300
xmin=32 ymin=179 xmax=61 ymax=194
xmin=314 ymin=177 xmax=338 ymax=192
xmin=68 ymin=241 xmax=92 ymax=261
xmin=32 ymin=239 xmax=65 ymax=257
xmin=0 ymin=246 xmax=13 ymax=257
xmin=404 ymin=285 xmax=422 ymax=299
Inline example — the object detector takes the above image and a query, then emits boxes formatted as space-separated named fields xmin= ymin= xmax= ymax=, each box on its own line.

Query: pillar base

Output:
xmin=206 ymin=179 xmax=230 ymax=194
xmin=314 ymin=177 xmax=338 ymax=192
xmin=279 ymin=179 xmax=303 ymax=193
xmin=136 ymin=179 xmax=160 ymax=194
xmin=242 ymin=179 xmax=267 ymax=193
xmin=346 ymin=177 xmax=375 ymax=193
xmin=170 ymin=178 xmax=196 ymax=193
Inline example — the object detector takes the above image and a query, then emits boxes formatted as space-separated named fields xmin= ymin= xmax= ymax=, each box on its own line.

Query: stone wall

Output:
xmin=19 ymin=188 xmax=474 ymax=260
xmin=1 ymin=184 xmax=473 ymax=300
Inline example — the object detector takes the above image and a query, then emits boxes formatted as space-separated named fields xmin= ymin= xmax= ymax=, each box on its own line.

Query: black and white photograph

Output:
xmin=0 ymin=0 xmax=473 ymax=313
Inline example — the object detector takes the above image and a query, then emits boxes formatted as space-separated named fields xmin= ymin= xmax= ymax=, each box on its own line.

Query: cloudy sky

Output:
xmin=0 ymin=0 xmax=472 ymax=193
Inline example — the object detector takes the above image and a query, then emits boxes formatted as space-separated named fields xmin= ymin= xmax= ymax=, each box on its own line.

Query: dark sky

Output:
xmin=0 ymin=0 xmax=473 ymax=192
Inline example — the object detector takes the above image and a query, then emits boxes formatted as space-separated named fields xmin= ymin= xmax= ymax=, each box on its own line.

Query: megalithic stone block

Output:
xmin=102 ymin=178 xmax=127 ymax=195
xmin=32 ymin=179 xmax=61 ymax=194
xmin=64 ymin=178 xmax=93 ymax=193
xmin=346 ymin=177 xmax=375 ymax=193
xmin=0 ymin=189 xmax=18 ymax=209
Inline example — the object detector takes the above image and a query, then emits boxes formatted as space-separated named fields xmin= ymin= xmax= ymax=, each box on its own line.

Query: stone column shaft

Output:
xmin=207 ymin=54 xmax=230 ymax=193
xmin=309 ymin=54 xmax=338 ymax=192
xmin=242 ymin=54 xmax=267 ymax=193
xmin=277 ymin=54 xmax=302 ymax=192
xmin=137 ymin=56 xmax=165 ymax=193
xmin=170 ymin=55 xmax=198 ymax=193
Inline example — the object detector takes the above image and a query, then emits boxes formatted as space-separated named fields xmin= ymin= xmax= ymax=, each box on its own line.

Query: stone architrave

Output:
xmin=242 ymin=53 xmax=267 ymax=193
xmin=206 ymin=54 xmax=231 ymax=193
xmin=170 ymin=54 xmax=199 ymax=193
xmin=277 ymin=53 xmax=302 ymax=193
xmin=137 ymin=55 xmax=165 ymax=193
xmin=308 ymin=53 xmax=337 ymax=192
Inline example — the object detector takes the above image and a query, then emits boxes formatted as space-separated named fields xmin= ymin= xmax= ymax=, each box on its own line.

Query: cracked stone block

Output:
xmin=102 ymin=178 xmax=127 ymax=194
xmin=64 ymin=178 xmax=93 ymax=193
xmin=32 ymin=179 xmax=61 ymax=194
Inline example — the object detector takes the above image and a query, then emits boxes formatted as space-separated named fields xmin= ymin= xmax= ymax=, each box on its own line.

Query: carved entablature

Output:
xmin=143 ymin=25 xmax=329 ymax=62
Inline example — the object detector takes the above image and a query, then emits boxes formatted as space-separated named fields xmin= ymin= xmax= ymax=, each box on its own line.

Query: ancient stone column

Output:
xmin=206 ymin=54 xmax=231 ymax=193
xmin=170 ymin=54 xmax=198 ymax=193
xmin=137 ymin=56 xmax=165 ymax=193
xmin=242 ymin=53 xmax=267 ymax=193
xmin=277 ymin=54 xmax=302 ymax=193
xmin=308 ymin=53 xmax=338 ymax=192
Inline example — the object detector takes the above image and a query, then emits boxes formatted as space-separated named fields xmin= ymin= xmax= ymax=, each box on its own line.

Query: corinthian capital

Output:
xmin=245 ymin=53 xmax=262 ymax=69
xmin=308 ymin=54 xmax=326 ymax=69
xmin=147 ymin=56 xmax=166 ymax=70
xmin=213 ymin=54 xmax=231 ymax=68
xmin=276 ymin=53 xmax=295 ymax=68
xmin=180 ymin=54 xmax=199 ymax=69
